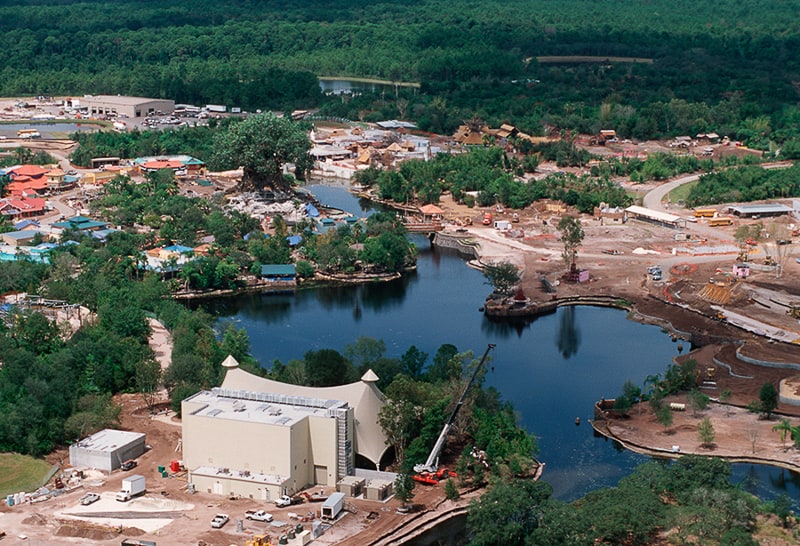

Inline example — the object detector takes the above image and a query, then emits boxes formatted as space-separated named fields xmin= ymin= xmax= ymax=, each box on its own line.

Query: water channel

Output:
xmin=197 ymin=183 xmax=800 ymax=504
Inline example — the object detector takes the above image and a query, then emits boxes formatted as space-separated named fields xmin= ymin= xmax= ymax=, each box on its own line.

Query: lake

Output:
xmin=197 ymin=183 xmax=800 ymax=504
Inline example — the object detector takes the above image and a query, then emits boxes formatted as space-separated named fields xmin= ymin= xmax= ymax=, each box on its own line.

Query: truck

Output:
xmin=274 ymin=494 xmax=303 ymax=507
xmin=482 ymin=212 xmax=493 ymax=225
xmin=115 ymin=475 xmax=146 ymax=502
xmin=244 ymin=510 xmax=273 ymax=522
xmin=320 ymin=492 xmax=345 ymax=520
xmin=205 ymin=104 xmax=227 ymax=113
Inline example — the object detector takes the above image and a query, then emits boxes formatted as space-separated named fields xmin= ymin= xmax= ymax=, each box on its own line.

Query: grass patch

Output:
xmin=0 ymin=452 xmax=55 ymax=497
xmin=668 ymin=179 xmax=698 ymax=206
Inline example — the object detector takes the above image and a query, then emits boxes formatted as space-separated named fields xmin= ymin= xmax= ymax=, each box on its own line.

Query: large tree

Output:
xmin=211 ymin=113 xmax=313 ymax=192
xmin=557 ymin=215 xmax=585 ymax=270
xmin=482 ymin=261 xmax=521 ymax=295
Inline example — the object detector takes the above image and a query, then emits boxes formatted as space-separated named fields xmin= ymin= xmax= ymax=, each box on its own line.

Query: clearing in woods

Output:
xmin=0 ymin=452 xmax=55 ymax=497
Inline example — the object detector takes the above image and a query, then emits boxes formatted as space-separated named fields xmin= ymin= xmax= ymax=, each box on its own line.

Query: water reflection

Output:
xmin=557 ymin=305 xmax=581 ymax=358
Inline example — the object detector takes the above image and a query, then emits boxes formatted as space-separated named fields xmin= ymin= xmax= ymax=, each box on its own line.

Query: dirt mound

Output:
xmin=22 ymin=513 xmax=48 ymax=526
xmin=55 ymin=520 xmax=121 ymax=540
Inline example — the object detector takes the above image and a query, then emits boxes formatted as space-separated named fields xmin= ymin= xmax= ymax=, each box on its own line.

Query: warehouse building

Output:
xmin=726 ymin=203 xmax=793 ymax=218
xmin=69 ymin=429 xmax=146 ymax=472
xmin=182 ymin=356 xmax=388 ymax=500
xmin=81 ymin=95 xmax=175 ymax=118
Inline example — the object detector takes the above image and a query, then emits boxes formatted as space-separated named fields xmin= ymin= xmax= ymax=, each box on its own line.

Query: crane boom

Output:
xmin=414 ymin=344 xmax=495 ymax=474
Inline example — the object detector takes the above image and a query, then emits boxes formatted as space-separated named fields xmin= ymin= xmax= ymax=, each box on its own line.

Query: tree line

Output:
xmin=4 ymin=1 xmax=800 ymax=147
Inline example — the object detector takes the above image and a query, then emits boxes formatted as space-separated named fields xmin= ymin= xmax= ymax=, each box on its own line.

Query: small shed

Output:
xmin=365 ymin=479 xmax=393 ymax=501
xmin=69 ymin=429 xmax=146 ymax=472
xmin=337 ymin=475 xmax=366 ymax=497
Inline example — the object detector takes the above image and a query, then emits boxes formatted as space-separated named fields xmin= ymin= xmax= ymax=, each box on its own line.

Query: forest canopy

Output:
xmin=4 ymin=0 xmax=800 ymax=145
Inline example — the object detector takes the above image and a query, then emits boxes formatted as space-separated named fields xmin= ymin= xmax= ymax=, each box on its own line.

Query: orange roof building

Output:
xmin=8 ymin=165 xmax=49 ymax=179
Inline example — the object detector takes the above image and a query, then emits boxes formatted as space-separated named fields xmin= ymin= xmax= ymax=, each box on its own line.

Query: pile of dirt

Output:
xmin=55 ymin=520 xmax=129 ymax=540
xmin=21 ymin=513 xmax=48 ymax=526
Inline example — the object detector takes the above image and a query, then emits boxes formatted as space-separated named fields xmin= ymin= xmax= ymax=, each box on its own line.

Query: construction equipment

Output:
xmin=413 ymin=344 xmax=495 ymax=485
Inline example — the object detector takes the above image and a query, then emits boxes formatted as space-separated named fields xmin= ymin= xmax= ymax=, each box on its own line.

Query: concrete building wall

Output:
xmin=69 ymin=432 xmax=146 ymax=472
xmin=182 ymin=408 xmax=291 ymax=476
xmin=190 ymin=472 xmax=285 ymax=500
xmin=182 ymin=398 xmax=341 ymax=497
xmin=306 ymin=416 xmax=338 ymax=486
xmin=82 ymin=96 xmax=175 ymax=118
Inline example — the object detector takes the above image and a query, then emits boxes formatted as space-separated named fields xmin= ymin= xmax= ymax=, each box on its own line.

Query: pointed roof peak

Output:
xmin=361 ymin=369 xmax=379 ymax=383
xmin=221 ymin=355 xmax=240 ymax=369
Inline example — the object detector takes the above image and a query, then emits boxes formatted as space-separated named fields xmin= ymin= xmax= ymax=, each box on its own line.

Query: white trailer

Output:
xmin=321 ymin=492 xmax=345 ymax=520
xmin=116 ymin=475 xmax=146 ymax=502
xmin=205 ymin=104 xmax=227 ymax=113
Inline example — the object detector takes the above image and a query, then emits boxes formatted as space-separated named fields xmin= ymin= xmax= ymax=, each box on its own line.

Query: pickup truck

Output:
xmin=274 ymin=495 xmax=303 ymax=508
xmin=244 ymin=510 xmax=273 ymax=522
xmin=211 ymin=513 xmax=229 ymax=528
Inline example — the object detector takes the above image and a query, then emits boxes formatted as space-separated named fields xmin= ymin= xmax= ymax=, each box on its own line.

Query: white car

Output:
xmin=211 ymin=513 xmax=229 ymax=528
xmin=80 ymin=492 xmax=100 ymax=505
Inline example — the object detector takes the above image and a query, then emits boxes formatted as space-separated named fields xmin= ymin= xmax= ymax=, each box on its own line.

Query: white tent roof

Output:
xmin=221 ymin=360 xmax=389 ymax=467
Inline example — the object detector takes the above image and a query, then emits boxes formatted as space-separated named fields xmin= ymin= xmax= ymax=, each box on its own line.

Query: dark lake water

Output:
xmin=197 ymin=183 xmax=800 ymax=504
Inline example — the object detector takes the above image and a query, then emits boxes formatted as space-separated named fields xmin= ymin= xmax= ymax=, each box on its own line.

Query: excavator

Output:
xmin=413 ymin=344 xmax=495 ymax=485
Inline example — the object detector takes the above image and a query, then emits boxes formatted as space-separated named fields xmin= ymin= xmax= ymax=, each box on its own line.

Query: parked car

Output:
xmin=211 ymin=514 xmax=229 ymax=528
xmin=120 ymin=460 xmax=137 ymax=471
xmin=80 ymin=492 xmax=100 ymax=505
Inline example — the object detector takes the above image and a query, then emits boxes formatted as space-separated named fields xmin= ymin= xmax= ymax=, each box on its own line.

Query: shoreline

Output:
xmin=446 ymin=222 xmax=800 ymax=473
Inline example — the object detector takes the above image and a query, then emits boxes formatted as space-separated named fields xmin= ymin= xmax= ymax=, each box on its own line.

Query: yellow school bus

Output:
xmin=693 ymin=208 xmax=717 ymax=218
xmin=708 ymin=217 xmax=733 ymax=227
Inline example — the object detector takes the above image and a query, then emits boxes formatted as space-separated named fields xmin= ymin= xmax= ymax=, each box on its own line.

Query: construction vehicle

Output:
xmin=413 ymin=344 xmax=495 ymax=485
xmin=116 ymin=475 xmax=146 ymax=502
xmin=246 ymin=535 xmax=272 ymax=546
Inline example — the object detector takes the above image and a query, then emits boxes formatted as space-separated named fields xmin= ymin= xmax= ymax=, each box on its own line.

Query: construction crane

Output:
xmin=413 ymin=343 xmax=495 ymax=485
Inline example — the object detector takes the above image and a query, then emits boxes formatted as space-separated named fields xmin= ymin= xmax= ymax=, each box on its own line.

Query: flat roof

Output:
xmin=626 ymin=205 xmax=682 ymax=224
xmin=82 ymin=95 xmax=174 ymax=106
xmin=191 ymin=466 xmax=289 ymax=486
xmin=728 ymin=204 xmax=793 ymax=214
xmin=72 ymin=429 xmax=145 ymax=452
xmin=187 ymin=388 xmax=347 ymax=427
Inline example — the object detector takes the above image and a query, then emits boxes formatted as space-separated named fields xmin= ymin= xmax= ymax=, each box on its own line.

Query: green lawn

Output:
xmin=668 ymin=180 xmax=698 ymax=206
xmin=0 ymin=453 xmax=56 ymax=497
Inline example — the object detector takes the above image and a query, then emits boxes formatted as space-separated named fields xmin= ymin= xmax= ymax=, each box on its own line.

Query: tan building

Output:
xmin=81 ymin=95 xmax=175 ymax=118
xmin=182 ymin=356 xmax=388 ymax=500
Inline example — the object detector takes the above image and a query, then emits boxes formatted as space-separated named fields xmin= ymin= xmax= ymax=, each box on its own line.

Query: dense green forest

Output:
xmin=3 ymin=0 xmax=800 ymax=145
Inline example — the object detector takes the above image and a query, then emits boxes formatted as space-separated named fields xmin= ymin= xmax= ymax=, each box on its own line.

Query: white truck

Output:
xmin=274 ymin=494 xmax=303 ymax=508
xmin=115 ymin=475 xmax=146 ymax=502
xmin=244 ymin=509 xmax=273 ymax=522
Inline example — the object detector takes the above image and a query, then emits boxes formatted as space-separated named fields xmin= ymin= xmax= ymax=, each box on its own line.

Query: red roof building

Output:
xmin=0 ymin=197 xmax=47 ymax=218
xmin=8 ymin=165 xmax=49 ymax=179
xmin=6 ymin=178 xmax=49 ymax=197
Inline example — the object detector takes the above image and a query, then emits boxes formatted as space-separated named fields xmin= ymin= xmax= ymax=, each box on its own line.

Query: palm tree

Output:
xmin=772 ymin=418 xmax=793 ymax=449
